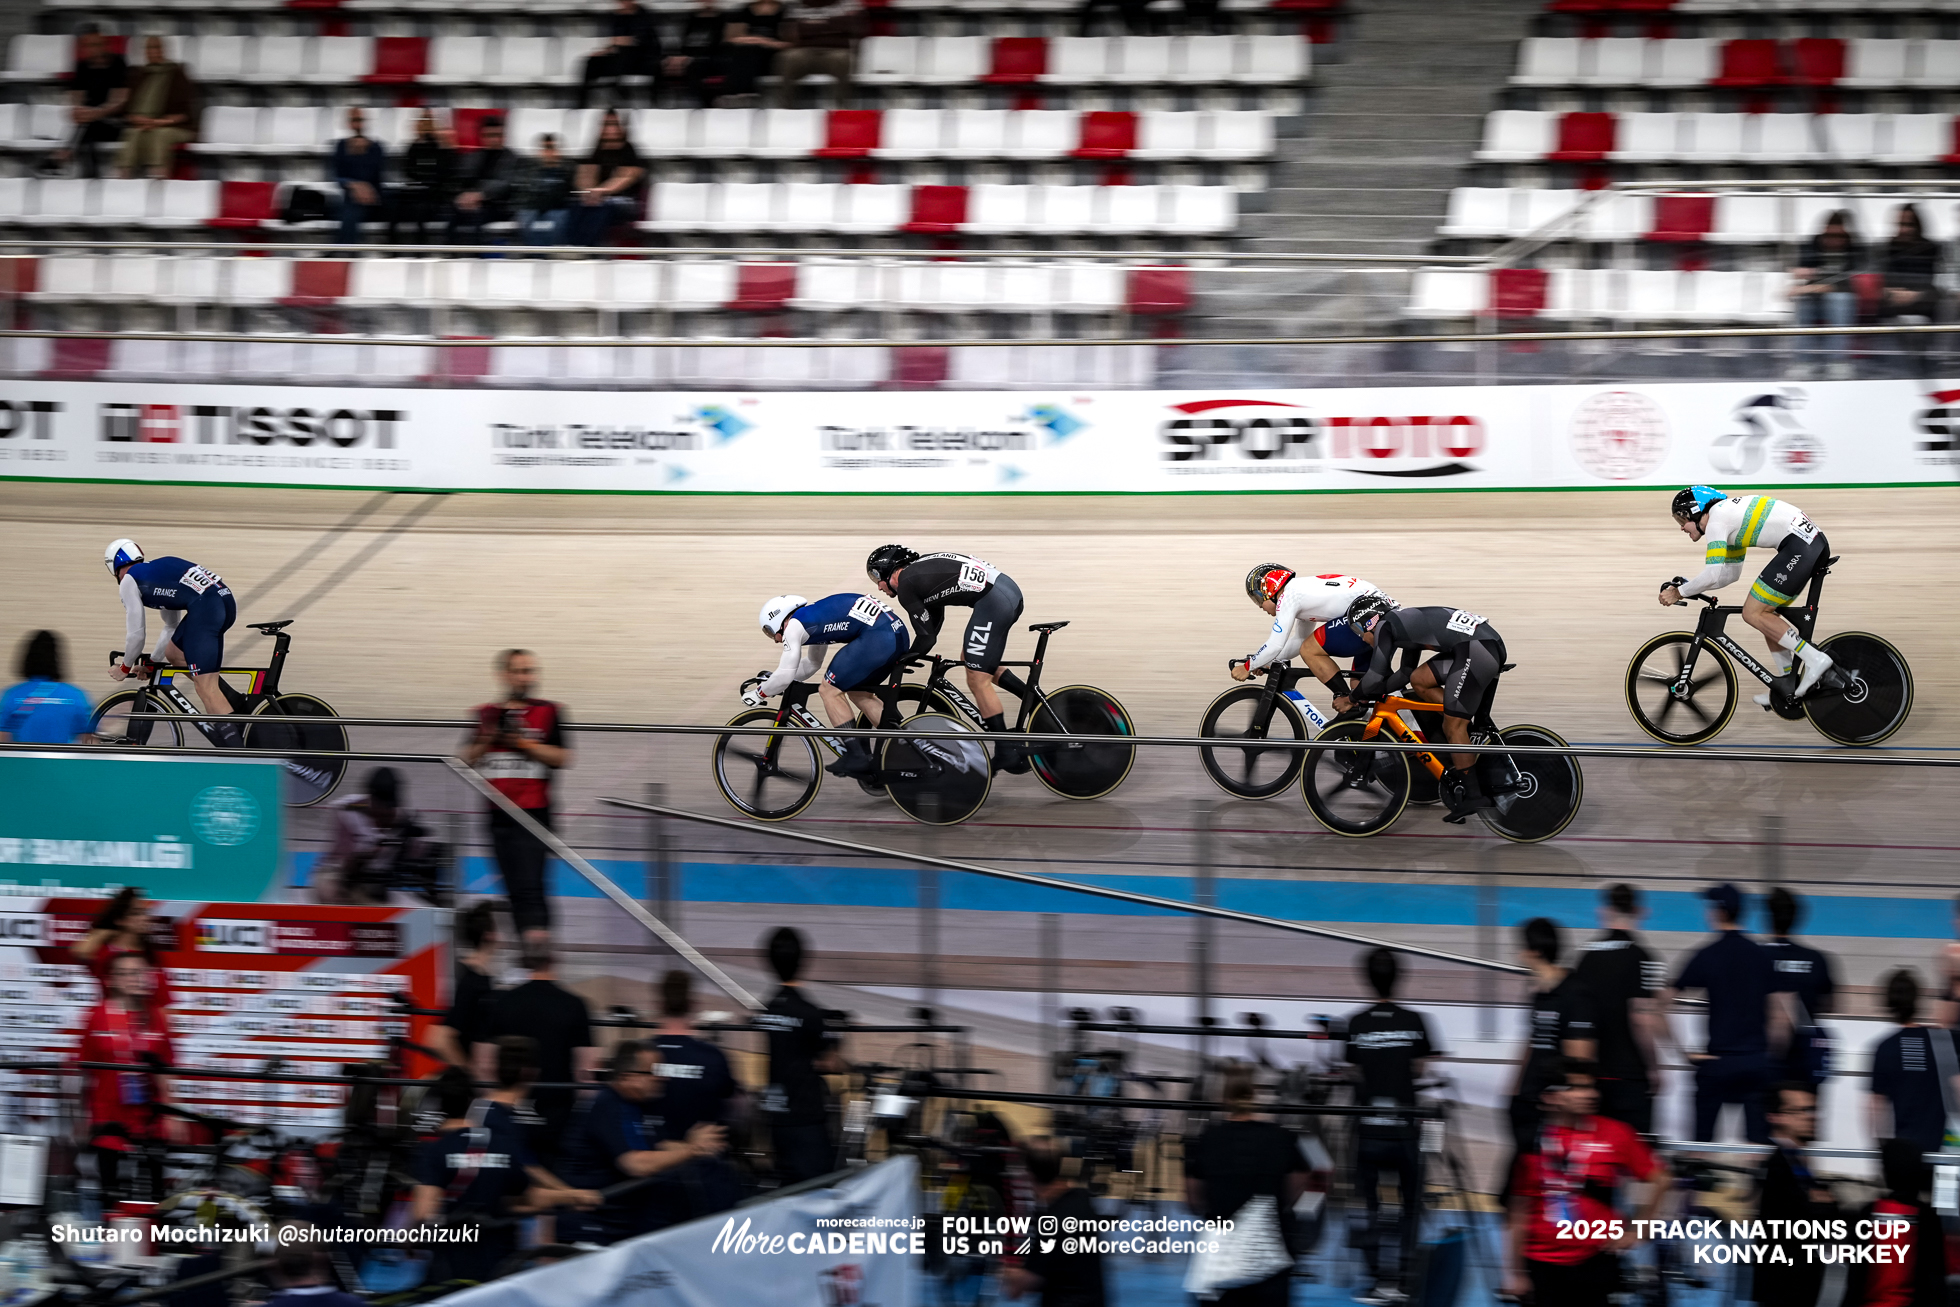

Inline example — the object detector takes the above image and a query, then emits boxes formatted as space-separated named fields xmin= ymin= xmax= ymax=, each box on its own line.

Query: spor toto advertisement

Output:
xmin=0 ymin=378 xmax=1957 ymax=493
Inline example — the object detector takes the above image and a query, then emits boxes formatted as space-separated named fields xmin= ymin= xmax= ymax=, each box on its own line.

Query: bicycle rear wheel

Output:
xmin=1804 ymin=632 xmax=1913 ymax=747
xmin=1198 ymin=684 xmax=1307 ymax=800
xmin=713 ymin=708 xmax=821 ymax=822
xmin=1028 ymin=685 xmax=1136 ymax=800
xmin=1477 ymin=725 xmax=1584 ymax=844
xmin=1301 ymin=719 xmax=1410 ymax=838
xmin=882 ymin=712 xmax=991 ymax=825
xmin=1625 ymin=632 xmax=1736 ymax=746
xmin=91 ymin=689 xmax=183 ymax=748
xmin=246 ymin=693 xmax=346 ymax=807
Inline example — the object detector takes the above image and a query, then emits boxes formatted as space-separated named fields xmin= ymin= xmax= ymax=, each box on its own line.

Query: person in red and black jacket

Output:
xmin=1850 ymin=1137 xmax=1947 ymax=1307
xmin=461 ymin=649 xmax=572 ymax=950
xmin=78 ymin=952 xmax=182 ymax=1203
xmin=1504 ymin=1058 xmax=1668 ymax=1307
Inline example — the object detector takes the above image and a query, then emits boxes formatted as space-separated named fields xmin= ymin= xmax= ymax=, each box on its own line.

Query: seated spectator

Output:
xmin=1079 ymin=0 xmax=1154 ymax=36
xmin=558 ymin=1040 xmax=729 ymax=1243
xmin=43 ymin=25 xmax=126 ymax=178
xmin=117 ymin=35 xmax=198 ymax=180
xmin=331 ymin=107 xmax=388 ymax=245
xmin=772 ymin=0 xmax=861 ymax=109
xmin=1790 ymin=208 xmax=1864 ymax=377
xmin=1 ymin=630 xmax=95 ymax=744
xmin=1004 ymin=1143 xmax=1106 ymax=1305
xmin=578 ymin=0 xmax=663 ymax=109
xmin=569 ymin=109 xmax=645 ymax=246
xmin=313 ymin=766 xmax=439 ymax=905
xmin=1867 ymin=968 xmax=1957 ymax=1157
xmin=448 ymin=116 xmax=520 ymax=244
xmin=667 ymin=0 xmax=729 ymax=108
xmin=722 ymin=0 xmax=789 ymax=105
xmin=1878 ymin=202 xmax=1941 ymax=324
xmin=512 ymin=134 xmax=576 ymax=245
xmin=392 ymin=111 xmax=453 ymax=244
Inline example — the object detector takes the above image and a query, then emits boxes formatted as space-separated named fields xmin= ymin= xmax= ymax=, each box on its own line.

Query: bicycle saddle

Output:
xmin=1499 ymin=663 xmax=1517 ymax=673
xmin=1027 ymin=621 xmax=1070 ymax=633
xmin=247 ymin=620 xmax=294 ymax=634
xmin=1816 ymin=555 xmax=1839 ymax=576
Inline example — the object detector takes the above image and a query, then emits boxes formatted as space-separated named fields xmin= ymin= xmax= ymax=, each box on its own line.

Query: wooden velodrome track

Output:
xmin=4 ymin=482 xmax=1958 ymax=1007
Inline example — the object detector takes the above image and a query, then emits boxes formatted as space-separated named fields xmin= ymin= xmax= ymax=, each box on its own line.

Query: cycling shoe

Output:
xmin=826 ymin=741 xmax=878 ymax=778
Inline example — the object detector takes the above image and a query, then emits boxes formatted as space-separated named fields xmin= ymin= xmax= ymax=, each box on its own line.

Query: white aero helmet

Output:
xmin=759 ymin=594 xmax=809 ymax=637
xmin=105 ymin=538 xmax=144 ymax=577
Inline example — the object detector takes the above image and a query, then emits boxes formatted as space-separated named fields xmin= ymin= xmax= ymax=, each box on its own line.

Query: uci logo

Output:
xmin=0 ymin=914 xmax=48 ymax=945
xmin=195 ymin=919 xmax=273 ymax=953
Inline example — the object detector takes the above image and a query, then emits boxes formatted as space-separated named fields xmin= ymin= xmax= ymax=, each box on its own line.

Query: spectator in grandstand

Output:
xmin=1754 ymin=1082 xmax=1838 ymax=1307
xmin=313 ymin=766 xmax=439 ymax=905
xmin=41 ymin=25 xmax=126 ymax=179
xmin=478 ymin=945 xmax=596 ymax=1164
xmin=1004 ymin=1142 xmax=1105 ymax=1306
xmin=1868 ymin=968 xmax=1959 ymax=1156
xmin=1 ymin=630 xmax=95 ymax=744
xmin=1078 ymin=0 xmax=1154 ymax=36
xmin=1763 ymin=887 xmax=1837 ymax=1092
xmin=392 ymin=110 xmax=453 ymax=243
xmin=332 ymin=108 xmax=388 ymax=245
xmin=78 ymin=953 xmax=181 ymax=1203
xmin=1504 ymin=1058 xmax=1665 ymax=1307
xmin=1183 ymin=1061 xmax=1309 ymax=1307
xmin=772 ymin=0 xmax=861 ymax=109
xmin=1506 ymin=918 xmax=1596 ymax=1192
xmin=1849 ymin=1139 xmax=1947 ymax=1306
xmin=511 ymin=134 xmax=576 ymax=246
xmin=1572 ymin=883 xmax=1662 ymax=1134
xmin=72 ymin=886 xmax=173 ymax=1014
xmin=1180 ymin=0 xmax=1226 ymax=34
xmin=569 ymin=109 xmax=647 ymax=246
xmin=666 ymin=0 xmax=729 ymax=108
xmin=577 ymin=0 xmax=663 ymax=109
xmin=447 ymin=116 xmax=521 ymax=245
xmin=460 ymin=648 xmax=572 ymax=944
xmin=1664 ymin=882 xmax=1786 ymax=1144
xmin=650 ymin=969 xmax=743 ymax=1142
xmin=1789 ymin=208 xmax=1866 ymax=378
xmin=432 ymin=902 xmax=502 ymax=1070
xmin=116 ymin=36 xmax=198 ymax=180
xmin=722 ymin=0 xmax=790 ymax=105
xmin=758 ymin=926 xmax=843 ymax=1185
xmin=558 ymin=1040 xmax=729 ymax=1242
xmin=260 ymin=1244 xmax=364 ymax=1307
xmin=1878 ymin=203 xmax=1941 ymax=321
xmin=1341 ymin=946 xmax=1434 ymax=1303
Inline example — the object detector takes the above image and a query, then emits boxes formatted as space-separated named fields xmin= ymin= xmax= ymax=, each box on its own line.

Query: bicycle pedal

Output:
xmin=1441 ymin=809 xmax=1472 ymax=826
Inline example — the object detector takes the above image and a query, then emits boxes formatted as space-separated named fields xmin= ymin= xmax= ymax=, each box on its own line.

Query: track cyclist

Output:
xmin=1347 ymin=593 xmax=1508 ymax=823
xmin=748 ymin=592 xmax=909 ymax=779
xmin=1231 ymin=564 xmax=1392 ymax=708
xmin=1660 ymin=486 xmax=1834 ymax=707
xmin=104 ymin=539 xmax=241 ymax=747
xmin=865 ymin=544 xmax=1030 ymax=775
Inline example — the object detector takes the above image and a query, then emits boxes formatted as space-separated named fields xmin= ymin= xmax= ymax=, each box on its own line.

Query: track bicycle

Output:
xmin=91 ymin=620 xmax=347 ymax=806
xmin=1625 ymin=556 xmax=1912 ymax=747
xmin=1301 ymin=681 xmax=1582 ymax=844
xmin=1198 ymin=658 xmax=1442 ymax=805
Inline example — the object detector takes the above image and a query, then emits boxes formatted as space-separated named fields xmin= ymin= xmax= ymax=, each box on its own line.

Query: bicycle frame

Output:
xmin=912 ymin=624 xmax=1073 ymax=734
xmin=1676 ymin=560 xmax=1830 ymax=691
xmin=765 ymin=682 xmax=851 ymax=758
xmin=1355 ymin=694 xmax=1448 ymax=780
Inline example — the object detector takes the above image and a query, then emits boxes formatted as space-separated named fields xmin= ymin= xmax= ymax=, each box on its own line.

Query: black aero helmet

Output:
xmin=1346 ymin=592 xmax=1394 ymax=631
xmin=1245 ymin=563 xmax=1294 ymax=608
xmin=866 ymin=543 xmax=919 ymax=585
xmin=1671 ymin=485 xmax=1725 ymax=522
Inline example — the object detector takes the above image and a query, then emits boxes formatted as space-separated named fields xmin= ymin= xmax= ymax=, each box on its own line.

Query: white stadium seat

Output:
xmin=1476 ymin=110 xmax=1555 ymax=163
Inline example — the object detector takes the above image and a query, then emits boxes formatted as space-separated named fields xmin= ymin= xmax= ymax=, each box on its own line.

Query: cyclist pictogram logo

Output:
xmin=1710 ymin=390 xmax=1827 ymax=477
xmin=1569 ymin=389 xmax=1669 ymax=481
xmin=190 ymin=786 xmax=260 ymax=847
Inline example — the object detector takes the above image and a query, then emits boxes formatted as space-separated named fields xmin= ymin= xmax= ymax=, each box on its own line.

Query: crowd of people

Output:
xmin=1789 ymin=203 xmax=1946 ymax=376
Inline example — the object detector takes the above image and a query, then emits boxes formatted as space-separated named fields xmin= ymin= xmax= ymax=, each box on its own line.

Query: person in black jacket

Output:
xmin=391 ymin=110 xmax=452 ymax=243
xmin=1753 ymin=1082 xmax=1837 ymax=1307
xmin=1789 ymin=208 xmax=1865 ymax=375
xmin=756 ymin=927 xmax=842 ymax=1184
xmin=578 ymin=0 xmax=663 ymax=107
xmin=1184 ymin=1063 xmax=1309 ymax=1307
xmin=1847 ymin=1138 xmax=1947 ymax=1307
xmin=1002 ymin=1144 xmax=1105 ymax=1307
xmin=665 ymin=0 xmax=728 ymax=107
xmin=1762 ymin=887 xmax=1836 ymax=1092
xmin=447 ymin=116 xmax=520 ymax=244
xmin=1341 ymin=946 xmax=1435 ymax=1302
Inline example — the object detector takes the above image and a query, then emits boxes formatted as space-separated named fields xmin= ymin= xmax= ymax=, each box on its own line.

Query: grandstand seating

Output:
xmin=1509 ymin=36 xmax=1960 ymax=90
xmin=1437 ymin=186 xmax=1955 ymax=243
xmin=1476 ymin=110 xmax=1960 ymax=167
xmin=1407 ymin=265 xmax=1795 ymax=322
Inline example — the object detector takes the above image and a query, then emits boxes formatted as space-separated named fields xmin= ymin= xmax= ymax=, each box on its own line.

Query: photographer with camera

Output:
xmin=461 ymin=649 xmax=572 ymax=950
xmin=314 ymin=766 xmax=441 ymax=905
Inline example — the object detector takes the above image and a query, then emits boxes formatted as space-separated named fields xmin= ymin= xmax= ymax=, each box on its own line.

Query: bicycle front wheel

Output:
xmin=91 ymin=689 xmax=184 ymax=749
xmin=882 ymin=711 xmax=991 ymax=824
xmin=1804 ymin=632 xmax=1914 ymax=747
xmin=1198 ymin=684 xmax=1307 ymax=800
xmin=247 ymin=693 xmax=347 ymax=807
xmin=1478 ymin=724 xmax=1584 ymax=845
xmin=1302 ymin=719 xmax=1410 ymax=838
xmin=1625 ymin=632 xmax=1736 ymax=746
xmin=1028 ymin=685 xmax=1136 ymax=800
xmin=713 ymin=708 xmax=820 ymax=822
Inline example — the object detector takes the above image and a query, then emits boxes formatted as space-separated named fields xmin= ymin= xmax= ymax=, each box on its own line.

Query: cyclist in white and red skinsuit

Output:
xmin=1231 ymin=566 xmax=1395 ymax=712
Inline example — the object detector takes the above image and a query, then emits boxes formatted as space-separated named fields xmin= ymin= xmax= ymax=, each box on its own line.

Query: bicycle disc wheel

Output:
xmin=1301 ymin=719 xmax=1410 ymax=838
xmin=1625 ymin=633 xmax=1736 ymax=746
xmin=91 ymin=689 xmax=183 ymax=749
xmin=1028 ymin=685 xmax=1136 ymax=800
xmin=246 ymin=693 xmax=346 ymax=807
xmin=882 ymin=711 xmax=991 ymax=825
xmin=1198 ymin=684 xmax=1307 ymax=800
xmin=1478 ymin=724 xmax=1584 ymax=845
xmin=1804 ymin=631 xmax=1914 ymax=747
xmin=713 ymin=708 xmax=820 ymax=822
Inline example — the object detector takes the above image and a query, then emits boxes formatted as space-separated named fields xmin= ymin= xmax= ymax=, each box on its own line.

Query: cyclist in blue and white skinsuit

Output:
xmin=1231 ymin=565 xmax=1395 ymax=714
xmin=748 ymin=593 xmax=909 ymax=778
xmin=104 ymin=539 xmax=241 ymax=746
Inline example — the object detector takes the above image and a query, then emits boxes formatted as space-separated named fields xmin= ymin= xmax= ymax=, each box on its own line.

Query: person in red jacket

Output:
xmin=78 ymin=952 xmax=181 ymax=1202
xmin=1856 ymin=1137 xmax=1947 ymax=1307
xmin=71 ymin=887 xmax=173 ymax=1015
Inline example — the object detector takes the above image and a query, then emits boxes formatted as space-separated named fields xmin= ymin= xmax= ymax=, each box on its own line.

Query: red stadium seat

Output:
xmin=1127 ymin=266 xmax=1190 ymax=314
xmin=1646 ymin=193 xmax=1714 ymax=242
xmin=1073 ymin=111 xmax=1138 ymax=159
xmin=283 ymin=260 xmax=350 ymax=306
xmin=729 ymin=262 xmax=797 ymax=310
xmin=985 ymin=37 xmax=1048 ymax=84
xmin=902 ymin=185 xmax=968 ymax=234
xmin=1790 ymin=37 xmax=1844 ymax=88
xmin=364 ymin=36 xmax=427 ymax=84
xmin=210 ymin=181 xmax=278 ymax=229
xmin=450 ymin=108 xmax=503 ymax=150
xmin=1944 ymin=117 xmax=1960 ymax=164
xmin=1548 ymin=112 xmax=1616 ymax=163
xmin=815 ymin=109 xmax=882 ymax=158
xmin=891 ymin=345 xmax=950 ymax=388
xmin=44 ymin=338 xmax=109 ymax=379
xmin=0 ymin=256 xmax=38 ymax=298
xmin=1711 ymin=39 xmax=1785 ymax=88
xmin=1490 ymin=268 xmax=1548 ymax=318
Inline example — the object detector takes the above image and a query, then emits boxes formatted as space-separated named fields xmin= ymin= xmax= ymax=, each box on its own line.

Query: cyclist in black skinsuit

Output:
xmin=866 ymin=544 xmax=1029 ymax=775
xmin=1346 ymin=594 xmax=1508 ymax=822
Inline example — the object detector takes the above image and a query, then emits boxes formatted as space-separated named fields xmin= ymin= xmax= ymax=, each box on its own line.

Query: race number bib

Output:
xmin=848 ymin=595 xmax=886 ymax=625
xmin=1790 ymin=514 xmax=1818 ymax=544
xmin=1444 ymin=609 xmax=1485 ymax=636
xmin=957 ymin=559 xmax=998 ymax=593
xmin=178 ymin=564 xmax=223 ymax=595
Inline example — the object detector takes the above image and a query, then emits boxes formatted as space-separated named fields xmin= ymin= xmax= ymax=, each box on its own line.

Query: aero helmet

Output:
xmin=758 ymin=595 xmax=809 ymax=637
xmin=1244 ymin=563 xmax=1295 ymax=608
xmin=866 ymin=544 xmax=920 ymax=586
xmin=104 ymin=538 xmax=143 ymax=577
xmin=1346 ymin=592 xmax=1395 ymax=632
xmin=1671 ymin=486 xmax=1726 ymax=522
